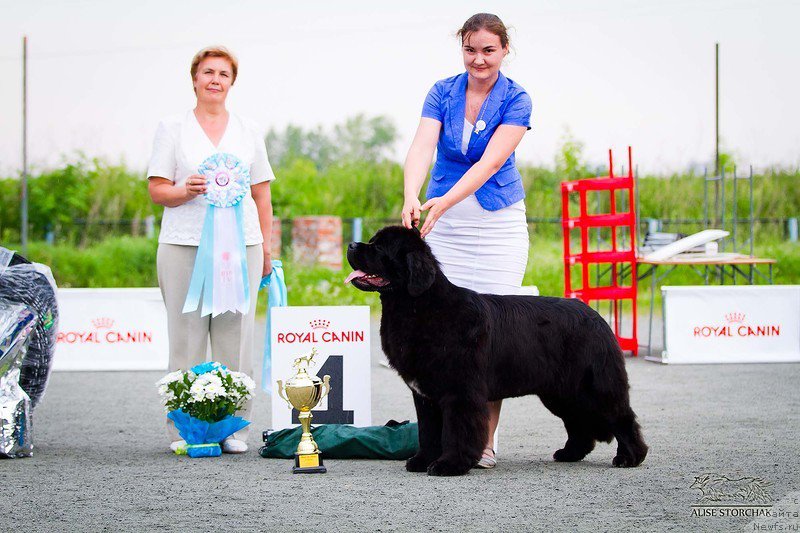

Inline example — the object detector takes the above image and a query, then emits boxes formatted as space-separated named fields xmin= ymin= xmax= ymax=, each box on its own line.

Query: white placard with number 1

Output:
xmin=270 ymin=306 xmax=371 ymax=429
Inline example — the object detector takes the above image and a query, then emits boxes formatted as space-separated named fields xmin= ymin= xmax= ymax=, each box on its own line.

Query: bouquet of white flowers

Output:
xmin=156 ymin=361 xmax=255 ymax=457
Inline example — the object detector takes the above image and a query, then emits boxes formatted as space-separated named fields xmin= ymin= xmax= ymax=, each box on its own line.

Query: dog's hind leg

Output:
xmin=553 ymin=415 xmax=596 ymax=462
xmin=609 ymin=409 xmax=648 ymax=468
xmin=406 ymin=392 xmax=443 ymax=473
xmin=540 ymin=396 xmax=595 ymax=462
xmin=426 ymin=395 xmax=487 ymax=477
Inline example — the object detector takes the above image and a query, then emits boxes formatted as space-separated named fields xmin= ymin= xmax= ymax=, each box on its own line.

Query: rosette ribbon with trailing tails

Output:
xmin=183 ymin=153 xmax=251 ymax=317
xmin=259 ymin=261 xmax=287 ymax=393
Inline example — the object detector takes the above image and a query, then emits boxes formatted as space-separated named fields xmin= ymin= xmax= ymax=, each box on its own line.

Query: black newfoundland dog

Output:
xmin=346 ymin=226 xmax=647 ymax=476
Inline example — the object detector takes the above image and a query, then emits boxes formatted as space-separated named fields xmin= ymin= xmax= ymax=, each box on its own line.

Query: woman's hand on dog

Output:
xmin=401 ymin=196 xmax=422 ymax=230
xmin=419 ymin=196 xmax=451 ymax=237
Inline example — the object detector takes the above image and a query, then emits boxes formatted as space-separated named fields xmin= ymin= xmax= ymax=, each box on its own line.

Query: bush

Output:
xmin=1 ymin=156 xmax=160 ymax=245
xmin=270 ymin=158 xmax=404 ymax=220
xmin=16 ymin=236 xmax=380 ymax=310
xmin=23 ymin=236 xmax=159 ymax=288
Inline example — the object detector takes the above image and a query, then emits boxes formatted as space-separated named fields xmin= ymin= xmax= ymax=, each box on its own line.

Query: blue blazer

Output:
xmin=422 ymin=72 xmax=532 ymax=211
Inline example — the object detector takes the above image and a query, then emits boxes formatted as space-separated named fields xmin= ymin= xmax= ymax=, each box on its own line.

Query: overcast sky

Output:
xmin=1 ymin=0 xmax=798 ymax=175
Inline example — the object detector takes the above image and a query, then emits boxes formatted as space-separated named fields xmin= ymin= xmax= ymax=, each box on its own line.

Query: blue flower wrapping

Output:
xmin=190 ymin=361 xmax=227 ymax=375
xmin=167 ymin=409 xmax=250 ymax=458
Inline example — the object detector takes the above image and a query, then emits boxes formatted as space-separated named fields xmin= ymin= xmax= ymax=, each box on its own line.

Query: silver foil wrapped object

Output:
xmin=0 ymin=247 xmax=59 ymax=409
xmin=0 ymin=301 xmax=36 ymax=458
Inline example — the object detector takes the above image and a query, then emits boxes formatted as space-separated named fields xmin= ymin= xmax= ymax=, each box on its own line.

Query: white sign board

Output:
xmin=656 ymin=285 xmax=800 ymax=364
xmin=54 ymin=288 xmax=169 ymax=371
xmin=270 ymin=306 xmax=371 ymax=428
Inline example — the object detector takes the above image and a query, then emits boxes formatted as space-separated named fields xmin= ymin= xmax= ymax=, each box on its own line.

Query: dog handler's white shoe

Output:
xmin=476 ymin=447 xmax=497 ymax=469
xmin=169 ymin=440 xmax=186 ymax=453
xmin=222 ymin=438 xmax=248 ymax=454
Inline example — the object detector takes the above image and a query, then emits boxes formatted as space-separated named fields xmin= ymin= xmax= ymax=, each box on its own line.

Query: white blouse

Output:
xmin=147 ymin=110 xmax=276 ymax=246
xmin=461 ymin=119 xmax=473 ymax=155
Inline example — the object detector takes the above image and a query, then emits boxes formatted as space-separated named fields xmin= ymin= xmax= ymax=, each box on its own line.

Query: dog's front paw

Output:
xmin=427 ymin=458 xmax=471 ymax=477
xmin=406 ymin=454 xmax=433 ymax=473
xmin=553 ymin=447 xmax=585 ymax=462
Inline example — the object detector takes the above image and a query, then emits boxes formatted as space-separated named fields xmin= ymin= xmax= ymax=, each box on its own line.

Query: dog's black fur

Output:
xmin=347 ymin=226 xmax=647 ymax=476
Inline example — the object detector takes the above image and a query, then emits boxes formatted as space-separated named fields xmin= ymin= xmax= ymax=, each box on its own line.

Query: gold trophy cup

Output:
xmin=276 ymin=348 xmax=331 ymax=474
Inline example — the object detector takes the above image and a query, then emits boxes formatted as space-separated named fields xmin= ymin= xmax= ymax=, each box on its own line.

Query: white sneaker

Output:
xmin=169 ymin=440 xmax=186 ymax=453
xmin=221 ymin=438 xmax=248 ymax=454
xmin=476 ymin=447 xmax=497 ymax=469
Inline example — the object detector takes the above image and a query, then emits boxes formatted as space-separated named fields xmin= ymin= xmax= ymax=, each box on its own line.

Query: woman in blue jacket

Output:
xmin=402 ymin=13 xmax=532 ymax=469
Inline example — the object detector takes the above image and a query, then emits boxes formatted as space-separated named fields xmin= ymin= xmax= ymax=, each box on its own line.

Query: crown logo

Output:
xmin=309 ymin=319 xmax=330 ymax=330
xmin=724 ymin=312 xmax=745 ymax=324
xmin=92 ymin=317 xmax=115 ymax=329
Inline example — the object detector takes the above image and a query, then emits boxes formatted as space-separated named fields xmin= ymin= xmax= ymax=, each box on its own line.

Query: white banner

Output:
xmin=54 ymin=288 xmax=169 ymax=371
xmin=270 ymin=306 xmax=371 ymax=428
xmin=658 ymin=285 xmax=800 ymax=364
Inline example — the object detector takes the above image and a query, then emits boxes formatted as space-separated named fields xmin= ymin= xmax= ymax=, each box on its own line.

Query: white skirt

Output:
xmin=425 ymin=194 xmax=529 ymax=296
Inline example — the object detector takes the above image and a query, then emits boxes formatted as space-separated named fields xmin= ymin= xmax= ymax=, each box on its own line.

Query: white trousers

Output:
xmin=157 ymin=243 xmax=263 ymax=441
xmin=426 ymin=195 xmax=529 ymax=295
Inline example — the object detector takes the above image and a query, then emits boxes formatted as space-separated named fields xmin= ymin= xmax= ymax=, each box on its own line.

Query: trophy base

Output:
xmin=292 ymin=452 xmax=327 ymax=474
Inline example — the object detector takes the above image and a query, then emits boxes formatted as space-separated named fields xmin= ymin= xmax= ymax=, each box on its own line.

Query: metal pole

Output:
xmin=732 ymin=164 xmax=737 ymax=253
xmin=714 ymin=171 xmax=720 ymax=228
xmin=703 ymin=168 xmax=709 ymax=282
xmin=788 ymin=218 xmax=798 ymax=243
xmin=352 ymin=217 xmax=363 ymax=243
xmin=720 ymin=167 xmax=725 ymax=253
xmin=749 ymin=165 xmax=754 ymax=255
xmin=21 ymin=36 xmax=29 ymax=254
xmin=703 ymin=168 xmax=708 ymax=230
xmin=715 ymin=42 xmax=720 ymax=177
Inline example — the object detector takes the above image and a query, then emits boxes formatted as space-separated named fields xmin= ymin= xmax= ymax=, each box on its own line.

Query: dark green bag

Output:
xmin=259 ymin=420 xmax=418 ymax=460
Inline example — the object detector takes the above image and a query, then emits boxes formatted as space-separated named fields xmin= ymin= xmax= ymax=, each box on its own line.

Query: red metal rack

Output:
xmin=561 ymin=147 xmax=638 ymax=355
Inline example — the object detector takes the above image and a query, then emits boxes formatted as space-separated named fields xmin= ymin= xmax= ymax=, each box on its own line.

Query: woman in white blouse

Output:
xmin=147 ymin=46 xmax=275 ymax=454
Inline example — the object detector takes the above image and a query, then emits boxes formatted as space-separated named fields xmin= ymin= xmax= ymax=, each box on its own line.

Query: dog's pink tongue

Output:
xmin=344 ymin=270 xmax=366 ymax=284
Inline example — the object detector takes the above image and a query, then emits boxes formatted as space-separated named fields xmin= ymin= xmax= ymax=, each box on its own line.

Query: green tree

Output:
xmin=334 ymin=114 xmax=398 ymax=163
xmin=554 ymin=129 xmax=590 ymax=180
xmin=266 ymin=124 xmax=336 ymax=170
xmin=23 ymin=156 xmax=157 ymax=245
xmin=716 ymin=150 xmax=737 ymax=176
xmin=265 ymin=114 xmax=398 ymax=170
xmin=0 ymin=177 xmax=21 ymax=242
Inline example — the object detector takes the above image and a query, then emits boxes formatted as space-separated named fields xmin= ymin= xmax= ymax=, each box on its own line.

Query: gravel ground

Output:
xmin=3 ymin=316 xmax=799 ymax=532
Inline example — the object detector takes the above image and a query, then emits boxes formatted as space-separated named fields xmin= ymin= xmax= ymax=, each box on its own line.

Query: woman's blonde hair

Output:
xmin=190 ymin=45 xmax=238 ymax=85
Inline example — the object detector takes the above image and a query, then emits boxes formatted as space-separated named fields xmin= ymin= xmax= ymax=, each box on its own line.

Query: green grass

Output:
xmin=10 ymin=236 xmax=798 ymax=319
xmin=256 ymin=262 xmax=380 ymax=314
xmin=524 ymin=237 xmax=565 ymax=296
xmin=22 ymin=237 xmax=159 ymax=288
xmin=12 ymin=237 xmax=381 ymax=313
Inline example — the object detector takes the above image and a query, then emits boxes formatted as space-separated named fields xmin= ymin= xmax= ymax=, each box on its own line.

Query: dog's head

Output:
xmin=345 ymin=225 xmax=438 ymax=297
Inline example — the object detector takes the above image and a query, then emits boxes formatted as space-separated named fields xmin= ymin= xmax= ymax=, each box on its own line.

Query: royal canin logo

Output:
xmin=57 ymin=317 xmax=153 ymax=345
xmin=276 ymin=318 xmax=364 ymax=344
xmin=91 ymin=317 xmax=115 ymax=329
xmin=723 ymin=312 xmax=745 ymax=324
xmin=693 ymin=312 xmax=780 ymax=338
xmin=309 ymin=319 xmax=330 ymax=330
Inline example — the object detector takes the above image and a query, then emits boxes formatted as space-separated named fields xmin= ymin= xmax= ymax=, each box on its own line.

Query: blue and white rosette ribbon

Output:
xmin=260 ymin=261 xmax=287 ymax=393
xmin=182 ymin=153 xmax=251 ymax=317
